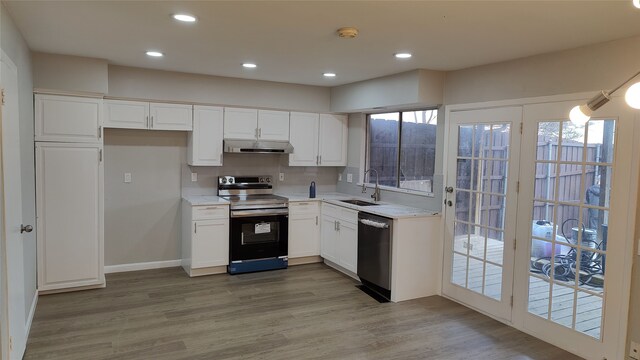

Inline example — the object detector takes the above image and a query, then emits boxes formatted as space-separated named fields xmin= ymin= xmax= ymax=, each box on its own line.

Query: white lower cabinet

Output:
xmin=320 ymin=203 xmax=358 ymax=274
xmin=288 ymin=201 xmax=320 ymax=258
xmin=182 ymin=201 xmax=229 ymax=276
xmin=36 ymin=142 xmax=104 ymax=292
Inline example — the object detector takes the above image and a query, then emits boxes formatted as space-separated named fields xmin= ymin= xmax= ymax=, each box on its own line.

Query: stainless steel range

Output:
xmin=218 ymin=175 xmax=288 ymax=274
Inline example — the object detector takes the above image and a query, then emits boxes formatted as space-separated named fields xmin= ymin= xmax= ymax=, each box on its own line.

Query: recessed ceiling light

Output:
xmin=634 ymin=0 xmax=640 ymax=9
xmin=172 ymin=14 xmax=197 ymax=22
xmin=145 ymin=51 xmax=164 ymax=57
xmin=323 ymin=72 xmax=336 ymax=78
xmin=394 ymin=53 xmax=412 ymax=59
xmin=242 ymin=63 xmax=257 ymax=68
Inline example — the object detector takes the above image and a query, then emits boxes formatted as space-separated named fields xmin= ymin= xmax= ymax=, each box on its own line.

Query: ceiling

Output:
xmin=4 ymin=1 xmax=640 ymax=87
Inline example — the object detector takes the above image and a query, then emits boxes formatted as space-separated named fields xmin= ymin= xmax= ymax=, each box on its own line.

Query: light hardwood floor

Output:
xmin=24 ymin=263 xmax=581 ymax=359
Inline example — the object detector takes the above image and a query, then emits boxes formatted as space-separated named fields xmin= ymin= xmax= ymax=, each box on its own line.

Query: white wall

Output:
xmin=442 ymin=34 xmax=640 ymax=356
xmin=108 ymin=65 xmax=331 ymax=112
xmin=32 ymin=52 xmax=108 ymax=94
xmin=1 ymin=0 xmax=35 ymax=331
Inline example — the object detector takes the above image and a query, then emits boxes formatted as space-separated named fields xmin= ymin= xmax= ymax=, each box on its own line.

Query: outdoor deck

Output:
xmin=452 ymin=235 xmax=603 ymax=339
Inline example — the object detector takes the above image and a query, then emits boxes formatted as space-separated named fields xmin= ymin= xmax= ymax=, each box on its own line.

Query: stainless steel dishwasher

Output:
xmin=357 ymin=212 xmax=392 ymax=301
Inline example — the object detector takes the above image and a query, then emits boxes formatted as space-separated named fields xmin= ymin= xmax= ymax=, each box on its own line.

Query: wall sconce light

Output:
xmin=569 ymin=70 xmax=640 ymax=126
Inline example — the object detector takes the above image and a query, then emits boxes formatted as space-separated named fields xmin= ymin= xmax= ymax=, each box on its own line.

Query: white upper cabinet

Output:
xmin=223 ymin=107 xmax=258 ymax=140
xmin=104 ymin=100 xmax=148 ymax=129
xmin=149 ymin=103 xmax=193 ymax=131
xmin=257 ymin=110 xmax=289 ymax=141
xmin=288 ymin=112 xmax=320 ymax=166
xmin=289 ymin=113 xmax=347 ymax=167
xmin=104 ymin=100 xmax=192 ymax=131
xmin=35 ymin=94 xmax=102 ymax=143
xmin=318 ymin=114 xmax=348 ymax=166
xmin=188 ymin=106 xmax=224 ymax=166
xmin=224 ymin=108 xmax=290 ymax=141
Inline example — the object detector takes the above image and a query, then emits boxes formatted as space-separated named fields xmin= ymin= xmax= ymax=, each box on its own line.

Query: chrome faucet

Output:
xmin=362 ymin=168 xmax=381 ymax=202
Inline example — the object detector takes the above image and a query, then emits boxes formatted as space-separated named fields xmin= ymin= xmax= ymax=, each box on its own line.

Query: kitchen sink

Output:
xmin=339 ymin=199 xmax=380 ymax=206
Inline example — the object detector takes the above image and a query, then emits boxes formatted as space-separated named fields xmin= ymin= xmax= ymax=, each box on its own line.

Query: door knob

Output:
xmin=20 ymin=224 xmax=33 ymax=233
xmin=447 ymin=200 xmax=453 ymax=207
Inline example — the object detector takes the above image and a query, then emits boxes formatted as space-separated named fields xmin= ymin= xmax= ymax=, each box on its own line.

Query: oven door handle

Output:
xmin=230 ymin=208 xmax=289 ymax=218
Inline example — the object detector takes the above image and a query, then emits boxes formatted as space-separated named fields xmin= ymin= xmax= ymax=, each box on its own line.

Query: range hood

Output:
xmin=224 ymin=139 xmax=294 ymax=154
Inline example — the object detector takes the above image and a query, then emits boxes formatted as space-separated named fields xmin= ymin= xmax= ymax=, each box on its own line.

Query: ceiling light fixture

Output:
xmin=634 ymin=0 xmax=640 ymax=9
xmin=172 ymin=14 xmax=197 ymax=22
xmin=395 ymin=53 xmax=412 ymax=59
xmin=569 ymin=70 xmax=640 ymax=126
xmin=337 ymin=27 xmax=359 ymax=39
xmin=145 ymin=51 xmax=164 ymax=57
xmin=242 ymin=63 xmax=257 ymax=68
xmin=323 ymin=72 xmax=336 ymax=78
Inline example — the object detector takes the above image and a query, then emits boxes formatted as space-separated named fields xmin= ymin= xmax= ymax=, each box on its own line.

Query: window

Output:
xmin=366 ymin=109 xmax=438 ymax=194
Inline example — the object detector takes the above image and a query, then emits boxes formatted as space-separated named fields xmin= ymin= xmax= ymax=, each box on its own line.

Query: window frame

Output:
xmin=364 ymin=108 xmax=438 ymax=197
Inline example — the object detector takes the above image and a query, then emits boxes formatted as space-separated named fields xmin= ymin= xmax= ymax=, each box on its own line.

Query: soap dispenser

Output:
xmin=309 ymin=181 xmax=316 ymax=198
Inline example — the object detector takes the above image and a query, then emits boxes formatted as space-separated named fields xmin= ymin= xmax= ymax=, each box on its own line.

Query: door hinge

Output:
xmin=99 ymin=149 xmax=103 ymax=162
xmin=1 ymin=89 xmax=5 ymax=105
xmin=194 ymin=222 xmax=197 ymax=234
xmin=513 ymin=238 xmax=517 ymax=250
xmin=520 ymin=122 xmax=523 ymax=134
xmin=316 ymin=216 xmax=318 ymax=226
xmin=9 ymin=336 xmax=13 ymax=351
xmin=510 ymin=295 xmax=514 ymax=307
xmin=516 ymin=181 xmax=520 ymax=193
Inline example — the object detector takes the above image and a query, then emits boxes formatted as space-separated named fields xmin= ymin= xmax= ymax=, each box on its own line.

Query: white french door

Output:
xmin=442 ymin=107 xmax=522 ymax=321
xmin=513 ymin=98 xmax=636 ymax=360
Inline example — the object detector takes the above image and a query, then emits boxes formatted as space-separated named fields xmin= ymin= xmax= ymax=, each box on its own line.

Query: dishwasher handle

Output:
xmin=359 ymin=218 xmax=390 ymax=229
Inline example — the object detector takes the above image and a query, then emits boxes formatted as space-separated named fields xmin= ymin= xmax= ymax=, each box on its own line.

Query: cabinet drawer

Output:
xmin=338 ymin=208 xmax=358 ymax=224
xmin=289 ymin=201 xmax=319 ymax=216
xmin=322 ymin=203 xmax=341 ymax=216
xmin=192 ymin=205 xmax=228 ymax=220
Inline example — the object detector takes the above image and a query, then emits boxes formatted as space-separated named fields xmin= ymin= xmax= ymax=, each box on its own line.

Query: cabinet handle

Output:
xmin=316 ymin=216 xmax=318 ymax=226
xmin=194 ymin=222 xmax=197 ymax=234
xmin=259 ymin=128 xmax=262 ymax=138
xmin=146 ymin=115 xmax=149 ymax=128
xmin=99 ymin=149 xmax=103 ymax=162
xmin=98 ymin=126 xmax=102 ymax=139
xmin=337 ymin=221 xmax=340 ymax=231
xmin=296 ymin=202 xmax=309 ymax=205
xmin=316 ymin=155 xmax=319 ymax=165
xmin=319 ymin=155 xmax=322 ymax=165
xmin=151 ymin=116 xmax=154 ymax=129
xmin=255 ymin=128 xmax=258 ymax=138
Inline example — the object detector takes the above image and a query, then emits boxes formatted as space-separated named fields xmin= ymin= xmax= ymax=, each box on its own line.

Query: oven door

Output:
xmin=230 ymin=208 xmax=288 ymax=261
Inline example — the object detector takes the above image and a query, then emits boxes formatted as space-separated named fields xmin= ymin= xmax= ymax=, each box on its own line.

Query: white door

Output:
xmin=258 ymin=110 xmax=289 ymax=141
xmin=150 ymin=103 xmax=193 ymax=131
xmin=512 ymin=98 xmax=636 ymax=360
xmin=289 ymin=112 xmax=319 ymax=166
xmin=103 ymin=100 xmax=148 ymax=129
xmin=192 ymin=219 xmax=229 ymax=268
xmin=318 ymin=114 xmax=347 ymax=166
xmin=223 ymin=107 xmax=258 ymax=140
xmin=320 ymin=215 xmax=338 ymax=263
xmin=34 ymin=94 xmax=102 ymax=143
xmin=442 ymin=107 xmax=521 ymax=321
xmin=188 ymin=106 xmax=223 ymax=166
xmin=1 ymin=51 xmax=27 ymax=359
xmin=36 ymin=142 xmax=104 ymax=291
xmin=337 ymin=220 xmax=358 ymax=273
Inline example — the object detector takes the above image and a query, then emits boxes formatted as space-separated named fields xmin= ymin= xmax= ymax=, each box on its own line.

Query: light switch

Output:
xmin=191 ymin=172 xmax=198 ymax=182
xmin=338 ymin=173 xmax=342 ymax=182
xmin=279 ymin=173 xmax=285 ymax=181
xmin=124 ymin=173 xmax=132 ymax=183
xmin=347 ymin=173 xmax=353 ymax=183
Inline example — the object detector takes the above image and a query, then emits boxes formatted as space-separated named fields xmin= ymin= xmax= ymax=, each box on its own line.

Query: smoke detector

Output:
xmin=337 ymin=27 xmax=359 ymax=38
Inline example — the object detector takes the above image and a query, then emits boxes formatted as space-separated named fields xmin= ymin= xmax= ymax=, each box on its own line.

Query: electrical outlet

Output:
xmin=338 ymin=173 xmax=342 ymax=182
xmin=124 ymin=173 xmax=132 ymax=183
xmin=630 ymin=341 xmax=640 ymax=360
xmin=347 ymin=173 xmax=353 ymax=183
xmin=279 ymin=173 xmax=285 ymax=181
xmin=191 ymin=172 xmax=198 ymax=182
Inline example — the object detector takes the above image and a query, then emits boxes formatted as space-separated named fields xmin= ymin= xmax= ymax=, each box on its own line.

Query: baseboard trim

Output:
xmin=25 ymin=290 xmax=38 ymax=339
xmin=104 ymin=260 xmax=182 ymax=274
xmin=289 ymin=255 xmax=322 ymax=266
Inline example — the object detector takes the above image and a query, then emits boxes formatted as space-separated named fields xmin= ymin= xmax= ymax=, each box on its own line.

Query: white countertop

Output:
xmin=276 ymin=192 xmax=440 ymax=219
xmin=182 ymin=195 xmax=229 ymax=206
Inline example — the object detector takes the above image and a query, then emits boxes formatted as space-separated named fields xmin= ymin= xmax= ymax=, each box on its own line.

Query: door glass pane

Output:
xmin=458 ymin=125 xmax=473 ymax=157
xmin=486 ymin=231 xmax=504 ymax=265
xmin=468 ymin=258 xmax=484 ymax=294
xmin=484 ymin=263 xmax=502 ymax=300
xmin=490 ymin=124 xmax=510 ymax=159
xmin=473 ymin=124 xmax=491 ymax=158
xmin=456 ymin=159 xmax=473 ymax=189
xmin=452 ymin=253 xmax=467 ymax=287
xmin=455 ymin=190 xmax=471 ymax=222
xmin=528 ymin=119 xmax=615 ymax=340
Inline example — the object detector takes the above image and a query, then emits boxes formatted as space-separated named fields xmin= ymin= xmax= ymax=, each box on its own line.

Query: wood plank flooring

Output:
xmin=24 ymin=264 xmax=581 ymax=360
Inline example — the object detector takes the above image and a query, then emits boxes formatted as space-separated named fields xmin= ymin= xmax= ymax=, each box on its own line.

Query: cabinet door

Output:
xmin=35 ymin=94 xmax=102 ymax=143
xmin=192 ymin=219 xmax=229 ymax=268
xmin=320 ymin=215 xmax=338 ymax=263
xmin=258 ymin=110 xmax=290 ymax=141
xmin=289 ymin=112 xmax=319 ymax=166
xmin=289 ymin=213 xmax=320 ymax=258
xmin=188 ymin=106 xmax=224 ymax=166
xmin=224 ymin=107 xmax=258 ymax=140
xmin=150 ymin=103 xmax=193 ymax=131
xmin=36 ymin=143 xmax=104 ymax=291
xmin=318 ymin=114 xmax=348 ymax=166
xmin=104 ymin=100 xmax=149 ymax=129
xmin=337 ymin=220 xmax=358 ymax=273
